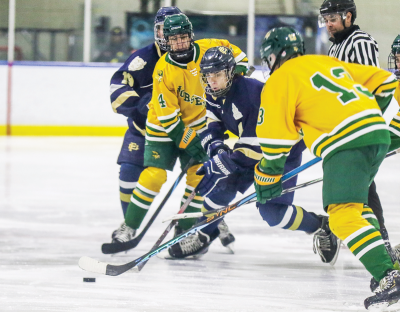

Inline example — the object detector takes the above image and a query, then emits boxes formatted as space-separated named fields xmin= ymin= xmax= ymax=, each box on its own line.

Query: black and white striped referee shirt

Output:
xmin=328 ymin=25 xmax=380 ymax=67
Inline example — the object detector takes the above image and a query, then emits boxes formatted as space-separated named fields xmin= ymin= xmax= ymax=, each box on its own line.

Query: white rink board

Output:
xmin=0 ymin=136 xmax=400 ymax=312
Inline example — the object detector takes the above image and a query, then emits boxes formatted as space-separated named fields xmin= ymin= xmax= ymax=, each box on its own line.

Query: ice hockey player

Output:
xmin=166 ymin=45 xmax=341 ymax=261
xmin=388 ymin=34 xmax=400 ymax=261
xmin=110 ymin=6 xmax=181 ymax=219
xmin=111 ymin=13 xmax=249 ymax=248
xmin=256 ymin=26 xmax=400 ymax=310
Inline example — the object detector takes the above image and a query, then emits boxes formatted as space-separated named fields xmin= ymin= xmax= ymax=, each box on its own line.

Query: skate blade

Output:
xmin=367 ymin=301 xmax=389 ymax=311
xmin=224 ymin=243 xmax=235 ymax=254
xmin=156 ymin=249 xmax=205 ymax=260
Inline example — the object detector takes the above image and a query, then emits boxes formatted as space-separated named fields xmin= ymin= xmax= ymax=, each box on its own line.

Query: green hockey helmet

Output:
xmin=163 ymin=13 xmax=194 ymax=59
xmin=388 ymin=34 xmax=400 ymax=78
xmin=260 ymin=27 xmax=305 ymax=75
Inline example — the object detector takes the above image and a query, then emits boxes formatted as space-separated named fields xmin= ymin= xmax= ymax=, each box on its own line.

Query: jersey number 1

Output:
xmin=310 ymin=67 xmax=373 ymax=106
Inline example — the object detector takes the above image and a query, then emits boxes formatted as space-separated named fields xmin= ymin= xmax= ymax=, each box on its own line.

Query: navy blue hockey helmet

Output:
xmin=154 ymin=6 xmax=182 ymax=51
xmin=200 ymin=46 xmax=236 ymax=97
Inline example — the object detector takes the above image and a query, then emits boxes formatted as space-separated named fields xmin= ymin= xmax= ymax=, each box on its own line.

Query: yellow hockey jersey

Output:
xmin=256 ymin=55 xmax=398 ymax=171
xmin=146 ymin=39 xmax=248 ymax=142
xmin=389 ymin=84 xmax=400 ymax=138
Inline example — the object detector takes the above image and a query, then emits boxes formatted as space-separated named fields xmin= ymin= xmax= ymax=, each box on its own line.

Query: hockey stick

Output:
xmin=163 ymin=177 xmax=324 ymax=221
xmin=162 ymin=156 xmax=322 ymax=222
xmin=163 ymin=147 xmax=400 ymax=222
xmin=136 ymin=186 xmax=198 ymax=272
xmin=101 ymin=158 xmax=196 ymax=254
xmin=78 ymin=156 xmax=322 ymax=276
xmin=78 ymin=176 xmax=323 ymax=276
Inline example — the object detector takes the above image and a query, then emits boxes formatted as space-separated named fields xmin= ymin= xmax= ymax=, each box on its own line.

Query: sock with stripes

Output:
xmin=177 ymin=164 xmax=204 ymax=230
xmin=119 ymin=163 xmax=143 ymax=217
xmin=124 ymin=167 xmax=167 ymax=229
xmin=328 ymin=203 xmax=393 ymax=281
xmin=258 ymin=203 xmax=321 ymax=233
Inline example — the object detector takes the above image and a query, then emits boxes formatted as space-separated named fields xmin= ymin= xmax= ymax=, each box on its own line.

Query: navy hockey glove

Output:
xmin=254 ymin=162 xmax=282 ymax=204
xmin=207 ymin=140 xmax=232 ymax=158
xmin=179 ymin=128 xmax=209 ymax=163
xmin=196 ymin=151 xmax=239 ymax=197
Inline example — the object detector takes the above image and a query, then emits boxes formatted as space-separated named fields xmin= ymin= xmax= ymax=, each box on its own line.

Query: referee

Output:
xmin=319 ymin=0 xmax=379 ymax=66
xmin=317 ymin=0 xmax=389 ymax=260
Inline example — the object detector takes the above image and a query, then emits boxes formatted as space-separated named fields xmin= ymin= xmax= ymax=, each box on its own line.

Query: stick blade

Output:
xmin=78 ymin=256 xmax=107 ymax=274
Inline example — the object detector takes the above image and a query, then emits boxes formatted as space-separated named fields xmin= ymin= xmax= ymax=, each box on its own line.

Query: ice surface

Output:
xmin=1 ymin=137 xmax=399 ymax=312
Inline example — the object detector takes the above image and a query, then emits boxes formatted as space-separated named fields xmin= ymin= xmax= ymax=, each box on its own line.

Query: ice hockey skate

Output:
xmin=313 ymin=216 xmax=341 ymax=265
xmin=365 ymin=270 xmax=400 ymax=311
xmin=158 ymin=228 xmax=220 ymax=260
xmin=218 ymin=219 xmax=235 ymax=253
xmin=111 ymin=222 xmax=136 ymax=244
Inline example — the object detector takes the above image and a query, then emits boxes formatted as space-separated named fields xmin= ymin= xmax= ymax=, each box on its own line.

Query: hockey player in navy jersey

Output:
xmin=167 ymin=46 xmax=341 ymax=261
xmin=109 ymin=6 xmax=182 ymax=220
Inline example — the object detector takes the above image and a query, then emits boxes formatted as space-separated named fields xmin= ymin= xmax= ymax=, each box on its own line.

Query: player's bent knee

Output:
xmin=137 ymin=167 xmax=167 ymax=193
xmin=327 ymin=203 xmax=367 ymax=240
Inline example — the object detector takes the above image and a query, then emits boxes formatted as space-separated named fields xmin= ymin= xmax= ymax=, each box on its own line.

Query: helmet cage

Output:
xmin=154 ymin=22 xmax=167 ymax=50
xmin=165 ymin=32 xmax=195 ymax=57
xmin=201 ymin=68 xmax=235 ymax=97
xmin=153 ymin=7 xmax=182 ymax=51
xmin=388 ymin=53 xmax=397 ymax=71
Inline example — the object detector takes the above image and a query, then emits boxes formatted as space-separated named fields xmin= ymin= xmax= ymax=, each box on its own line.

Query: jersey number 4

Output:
xmin=311 ymin=67 xmax=374 ymax=106
xmin=158 ymin=94 xmax=167 ymax=108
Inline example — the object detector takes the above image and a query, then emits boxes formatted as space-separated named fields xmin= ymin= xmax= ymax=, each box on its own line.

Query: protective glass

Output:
xmin=318 ymin=12 xmax=346 ymax=28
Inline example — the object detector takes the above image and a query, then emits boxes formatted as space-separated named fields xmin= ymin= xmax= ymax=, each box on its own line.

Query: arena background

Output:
xmin=0 ymin=0 xmax=398 ymax=136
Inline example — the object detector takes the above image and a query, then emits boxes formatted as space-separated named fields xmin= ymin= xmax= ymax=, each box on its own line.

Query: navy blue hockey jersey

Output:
xmin=109 ymin=43 xmax=163 ymax=133
xmin=201 ymin=75 xmax=265 ymax=169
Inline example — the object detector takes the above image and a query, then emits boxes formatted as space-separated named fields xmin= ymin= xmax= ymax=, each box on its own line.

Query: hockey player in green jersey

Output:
xmin=255 ymin=26 xmax=400 ymax=310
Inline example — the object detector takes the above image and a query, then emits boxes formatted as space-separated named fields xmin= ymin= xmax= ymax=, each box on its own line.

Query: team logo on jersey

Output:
xmin=157 ymin=70 xmax=164 ymax=83
xmin=152 ymin=151 xmax=160 ymax=159
xmin=176 ymin=86 xmax=206 ymax=106
xmin=128 ymin=56 xmax=147 ymax=71
xmin=128 ymin=142 xmax=139 ymax=151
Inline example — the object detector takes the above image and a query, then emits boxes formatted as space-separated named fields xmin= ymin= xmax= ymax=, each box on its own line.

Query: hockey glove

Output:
xmin=178 ymin=128 xmax=209 ymax=163
xmin=196 ymin=151 xmax=239 ymax=197
xmin=254 ymin=162 xmax=282 ymax=204
xmin=207 ymin=140 xmax=232 ymax=158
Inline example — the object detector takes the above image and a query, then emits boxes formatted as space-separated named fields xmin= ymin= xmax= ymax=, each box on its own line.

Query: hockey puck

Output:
xmin=83 ymin=278 xmax=96 ymax=282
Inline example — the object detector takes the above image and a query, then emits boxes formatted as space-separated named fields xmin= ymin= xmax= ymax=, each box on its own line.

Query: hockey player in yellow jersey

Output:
xmin=388 ymin=34 xmax=400 ymax=148
xmin=112 ymin=13 xmax=248 ymax=258
xmin=255 ymin=27 xmax=400 ymax=310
